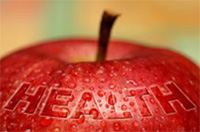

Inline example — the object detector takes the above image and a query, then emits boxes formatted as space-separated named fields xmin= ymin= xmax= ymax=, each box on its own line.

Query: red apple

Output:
xmin=0 ymin=11 xmax=199 ymax=132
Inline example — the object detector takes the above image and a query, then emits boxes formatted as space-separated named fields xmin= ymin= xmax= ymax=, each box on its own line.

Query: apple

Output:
xmin=0 ymin=11 xmax=199 ymax=132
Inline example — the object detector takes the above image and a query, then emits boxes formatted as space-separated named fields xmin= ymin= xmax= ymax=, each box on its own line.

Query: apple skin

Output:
xmin=0 ymin=38 xmax=199 ymax=132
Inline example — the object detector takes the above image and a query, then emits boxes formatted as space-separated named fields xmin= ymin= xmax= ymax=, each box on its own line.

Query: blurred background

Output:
xmin=1 ymin=1 xmax=199 ymax=64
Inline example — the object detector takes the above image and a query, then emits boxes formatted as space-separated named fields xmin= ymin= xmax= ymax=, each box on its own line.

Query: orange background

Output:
xmin=1 ymin=1 xmax=199 ymax=64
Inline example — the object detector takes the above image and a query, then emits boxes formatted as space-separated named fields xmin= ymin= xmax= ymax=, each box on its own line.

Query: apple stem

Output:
xmin=96 ymin=10 xmax=120 ymax=61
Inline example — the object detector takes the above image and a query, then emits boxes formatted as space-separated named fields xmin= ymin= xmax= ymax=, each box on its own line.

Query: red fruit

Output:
xmin=0 ymin=38 xmax=199 ymax=131
xmin=0 ymin=11 xmax=199 ymax=132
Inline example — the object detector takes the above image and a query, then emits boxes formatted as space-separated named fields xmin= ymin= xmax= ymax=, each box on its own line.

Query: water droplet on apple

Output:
xmin=142 ymin=118 xmax=149 ymax=123
xmin=82 ymin=92 xmax=92 ymax=101
xmin=40 ymin=117 xmax=53 ymax=126
xmin=133 ymin=121 xmax=139 ymax=127
xmin=52 ymin=83 xmax=61 ymax=87
xmin=7 ymin=123 xmax=13 ymax=130
xmin=125 ymin=61 xmax=130 ymax=64
xmin=89 ymin=125 xmax=94 ymax=130
xmin=71 ymin=103 xmax=76 ymax=107
xmin=98 ymin=85 xmax=103 ymax=89
xmin=109 ymin=73 xmax=114 ymax=77
xmin=70 ymin=124 xmax=77 ymax=131
xmin=176 ymin=66 xmax=180 ymax=71
xmin=100 ymin=78 xmax=106 ymax=82
xmin=61 ymin=73 xmax=66 ymax=77
xmin=30 ymin=77 xmax=35 ymax=81
xmin=17 ymin=107 xmax=25 ymax=114
xmin=122 ymin=72 xmax=126 ymax=75
xmin=19 ymin=121 xmax=24 ymax=128
xmin=113 ymin=122 xmax=121 ymax=131
xmin=0 ymin=111 xmax=3 ymax=117
xmin=160 ymin=116 xmax=165 ymax=120
xmin=118 ymin=90 xmax=122 ymax=94
xmin=171 ymin=76 xmax=176 ymax=81
xmin=105 ymin=104 xmax=109 ymax=108
xmin=98 ymin=90 xmax=105 ymax=97
xmin=68 ymin=82 xmax=76 ymax=89
xmin=11 ymin=112 xmax=16 ymax=118
xmin=34 ymin=69 xmax=41 ymax=73
xmin=155 ymin=117 xmax=159 ymax=121
xmin=97 ymin=67 xmax=105 ymax=74
xmin=108 ymin=95 xmax=117 ymax=105
xmin=89 ymin=108 xmax=99 ymax=119
xmin=109 ymin=83 xmax=116 ymax=89
xmin=3 ymin=114 xmax=8 ymax=120
xmin=123 ymin=112 xmax=132 ymax=118
xmin=56 ymin=70 xmax=62 ymax=74
xmin=71 ymin=70 xmax=78 ymax=76
xmin=89 ymin=86 xmax=94 ymax=90
xmin=189 ymin=80 xmax=194 ymax=86
xmin=46 ymin=71 xmax=51 ymax=75
xmin=8 ymin=83 xmax=12 ymax=87
xmin=129 ymin=102 xmax=135 ymax=107
xmin=154 ymin=77 xmax=158 ymax=80
xmin=130 ymin=90 xmax=136 ymax=96
xmin=31 ymin=119 xmax=35 ymax=123
xmin=121 ymin=104 xmax=127 ymax=110
xmin=155 ymin=108 xmax=160 ymax=113
xmin=42 ymin=81 xmax=47 ymax=85
xmin=76 ymin=115 xmax=85 ymax=124
xmin=123 ymin=125 xmax=129 ymax=131
xmin=192 ymin=127 xmax=196 ymax=131
xmin=150 ymin=98 xmax=155 ymax=104
xmin=96 ymin=129 xmax=103 ymax=132
xmin=127 ymin=80 xmax=137 ymax=86
xmin=52 ymin=127 xmax=61 ymax=132
xmin=97 ymin=99 xmax=101 ymax=103
xmin=59 ymin=107 xmax=70 ymax=117
xmin=83 ymin=78 xmax=90 ymax=83
xmin=76 ymin=67 xmax=82 ymax=72
xmin=141 ymin=78 xmax=145 ymax=82
xmin=141 ymin=127 xmax=146 ymax=131
xmin=100 ymin=121 xmax=106 ymax=127
xmin=24 ymin=129 xmax=31 ymax=132
xmin=123 ymin=97 xmax=129 ymax=102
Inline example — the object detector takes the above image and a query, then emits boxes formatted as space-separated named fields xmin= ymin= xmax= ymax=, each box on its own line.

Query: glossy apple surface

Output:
xmin=0 ymin=39 xmax=199 ymax=132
